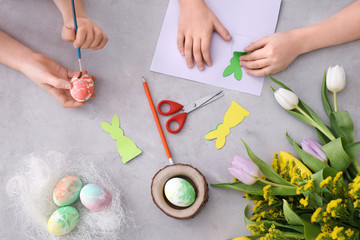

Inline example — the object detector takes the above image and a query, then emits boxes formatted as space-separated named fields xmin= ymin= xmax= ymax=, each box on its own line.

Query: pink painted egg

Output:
xmin=80 ymin=184 xmax=112 ymax=211
xmin=70 ymin=73 xmax=94 ymax=102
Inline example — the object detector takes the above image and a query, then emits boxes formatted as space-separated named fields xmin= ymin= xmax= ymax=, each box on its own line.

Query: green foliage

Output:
xmin=213 ymin=73 xmax=360 ymax=240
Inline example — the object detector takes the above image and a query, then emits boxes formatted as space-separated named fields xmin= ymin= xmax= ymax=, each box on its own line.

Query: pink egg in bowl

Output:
xmin=70 ymin=73 xmax=94 ymax=102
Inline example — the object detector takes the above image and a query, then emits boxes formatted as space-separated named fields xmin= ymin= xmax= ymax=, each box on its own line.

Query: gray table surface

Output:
xmin=1 ymin=0 xmax=359 ymax=239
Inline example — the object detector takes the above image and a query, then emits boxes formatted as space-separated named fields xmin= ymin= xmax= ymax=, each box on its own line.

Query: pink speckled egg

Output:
xmin=70 ymin=73 xmax=94 ymax=102
xmin=80 ymin=184 xmax=112 ymax=211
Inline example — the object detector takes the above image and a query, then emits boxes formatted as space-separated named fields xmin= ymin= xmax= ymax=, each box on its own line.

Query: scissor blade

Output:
xmin=183 ymin=90 xmax=224 ymax=113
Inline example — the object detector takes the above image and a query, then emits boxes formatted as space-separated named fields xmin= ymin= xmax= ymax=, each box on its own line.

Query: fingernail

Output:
xmin=187 ymin=63 xmax=193 ymax=68
xmin=226 ymin=34 xmax=231 ymax=40
xmin=180 ymin=51 xmax=184 ymax=56
xmin=65 ymin=83 xmax=72 ymax=89
xmin=239 ymin=61 xmax=243 ymax=66
xmin=74 ymin=44 xmax=79 ymax=48
xmin=199 ymin=65 xmax=204 ymax=71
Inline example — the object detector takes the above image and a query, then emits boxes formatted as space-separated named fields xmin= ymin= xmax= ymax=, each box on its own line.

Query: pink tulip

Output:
xmin=228 ymin=156 xmax=261 ymax=185
xmin=301 ymin=139 xmax=328 ymax=163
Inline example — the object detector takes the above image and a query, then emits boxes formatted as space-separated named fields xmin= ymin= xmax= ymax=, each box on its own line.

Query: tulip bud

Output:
xmin=326 ymin=65 xmax=346 ymax=93
xmin=301 ymin=139 xmax=328 ymax=163
xmin=274 ymin=88 xmax=299 ymax=110
xmin=228 ymin=156 xmax=261 ymax=185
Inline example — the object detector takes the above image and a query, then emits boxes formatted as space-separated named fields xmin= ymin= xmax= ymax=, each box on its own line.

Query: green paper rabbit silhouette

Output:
xmin=223 ymin=51 xmax=247 ymax=80
xmin=101 ymin=114 xmax=142 ymax=163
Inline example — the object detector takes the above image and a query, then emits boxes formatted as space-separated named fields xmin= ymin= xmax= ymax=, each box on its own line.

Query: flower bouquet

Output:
xmin=213 ymin=66 xmax=360 ymax=240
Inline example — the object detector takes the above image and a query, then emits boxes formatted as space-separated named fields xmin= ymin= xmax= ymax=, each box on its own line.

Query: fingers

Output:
xmin=61 ymin=25 xmax=76 ymax=42
xmin=184 ymin=37 xmax=194 ymax=68
xmin=240 ymin=58 xmax=270 ymax=70
xmin=80 ymin=26 xmax=94 ymax=49
xmin=213 ymin=18 xmax=231 ymax=41
xmin=201 ymin=34 xmax=212 ymax=66
xmin=193 ymin=39 xmax=204 ymax=70
xmin=48 ymin=88 xmax=85 ymax=108
xmin=93 ymin=33 xmax=108 ymax=50
xmin=245 ymin=66 xmax=272 ymax=77
xmin=244 ymin=38 xmax=267 ymax=52
xmin=177 ymin=31 xmax=185 ymax=56
xmin=90 ymin=25 xmax=108 ymax=50
xmin=89 ymin=26 xmax=103 ymax=49
xmin=240 ymin=49 xmax=267 ymax=61
xmin=47 ymin=75 xmax=71 ymax=89
xmin=73 ymin=26 xmax=87 ymax=49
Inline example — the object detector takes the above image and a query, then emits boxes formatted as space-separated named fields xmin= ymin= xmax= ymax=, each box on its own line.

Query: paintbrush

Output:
xmin=71 ymin=0 xmax=83 ymax=78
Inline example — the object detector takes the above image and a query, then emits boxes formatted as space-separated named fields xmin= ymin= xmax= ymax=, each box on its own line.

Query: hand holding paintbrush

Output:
xmin=54 ymin=0 xmax=108 ymax=51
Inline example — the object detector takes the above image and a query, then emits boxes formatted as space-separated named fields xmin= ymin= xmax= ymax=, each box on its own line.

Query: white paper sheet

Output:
xmin=150 ymin=0 xmax=282 ymax=96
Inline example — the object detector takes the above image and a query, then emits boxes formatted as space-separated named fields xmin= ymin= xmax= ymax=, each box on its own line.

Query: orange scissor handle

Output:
xmin=166 ymin=112 xmax=187 ymax=134
xmin=157 ymin=100 xmax=184 ymax=116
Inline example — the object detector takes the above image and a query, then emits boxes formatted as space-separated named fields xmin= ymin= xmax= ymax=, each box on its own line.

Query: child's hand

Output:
xmin=239 ymin=31 xmax=301 ymax=76
xmin=61 ymin=18 xmax=108 ymax=50
xmin=178 ymin=0 xmax=231 ymax=70
xmin=23 ymin=54 xmax=96 ymax=108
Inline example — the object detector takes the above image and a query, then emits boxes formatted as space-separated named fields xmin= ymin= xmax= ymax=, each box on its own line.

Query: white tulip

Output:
xmin=326 ymin=65 xmax=346 ymax=93
xmin=274 ymin=88 xmax=299 ymax=110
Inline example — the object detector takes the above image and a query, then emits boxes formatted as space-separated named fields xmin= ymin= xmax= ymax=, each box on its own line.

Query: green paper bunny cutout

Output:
xmin=223 ymin=51 xmax=247 ymax=80
xmin=101 ymin=114 xmax=142 ymax=163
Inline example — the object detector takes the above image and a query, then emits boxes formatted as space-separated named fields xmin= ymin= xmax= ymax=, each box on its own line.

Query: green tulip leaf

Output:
xmin=244 ymin=205 xmax=304 ymax=233
xmin=211 ymin=181 xmax=265 ymax=195
xmin=316 ymin=129 xmax=328 ymax=145
xmin=283 ymin=200 xmax=321 ymax=240
xmin=211 ymin=180 xmax=297 ymax=196
xmin=322 ymin=138 xmax=352 ymax=171
xmin=287 ymin=110 xmax=318 ymax=128
xmin=309 ymin=167 xmax=337 ymax=207
xmin=298 ymin=100 xmax=334 ymax=142
xmin=283 ymin=200 xmax=303 ymax=226
xmin=345 ymin=141 xmax=360 ymax=159
xmin=321 ymin=70 xmax=333 ymax=117
xmin=330 ymin=111 xmax=354 ymax=143
xmin=268 ymin=75 xmax=293 ymax=91
xmin=241 ymin=139 xmax=295 ymax=187
xmin=344 ymin=142 xmax=360 ymax=178
xmin=286 ymin=133 xmax=327 ymax=172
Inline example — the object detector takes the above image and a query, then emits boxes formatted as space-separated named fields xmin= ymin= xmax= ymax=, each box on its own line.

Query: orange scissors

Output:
xmin=157 ymin=91 xmax=224 ymax=134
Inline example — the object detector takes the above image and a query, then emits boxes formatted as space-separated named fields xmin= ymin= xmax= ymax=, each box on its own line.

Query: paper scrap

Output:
xmin=101 ymin=115 xmax=142 ymax=163
xmin=223 ymin=51 xmax=247 ymax=80
xmin=205 ymin=101 xmax=250 ymax=149
xmin=150 ymin=0 xmax=282 ymax=96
